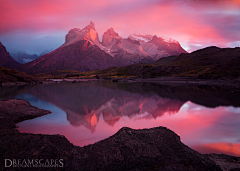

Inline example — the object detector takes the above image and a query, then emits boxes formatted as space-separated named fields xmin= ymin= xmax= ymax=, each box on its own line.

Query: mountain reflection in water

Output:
xmin=24 ymin=82 xmax=184 ymax=132
xmin=1 ymin=81 xmax=239 ymax=156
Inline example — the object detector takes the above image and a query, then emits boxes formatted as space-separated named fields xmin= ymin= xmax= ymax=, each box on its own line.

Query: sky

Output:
xmin=0 ymin=0 xmax=240 ymax=55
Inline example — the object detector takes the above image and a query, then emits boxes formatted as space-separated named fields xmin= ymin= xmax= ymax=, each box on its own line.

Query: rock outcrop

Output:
xmin=64 ymin=21 xmax=101 ymax=47
xmin=0 ymin=99 xmax=51 ymax=123
xmin=72 ymin=126 xmax=222 ymax=171
xmin=102 ymin=28 xmax=121 ymax=48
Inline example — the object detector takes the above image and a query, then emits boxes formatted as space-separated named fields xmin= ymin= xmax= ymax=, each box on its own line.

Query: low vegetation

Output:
xmin=0 ymin=67 xmax=42 ymax=83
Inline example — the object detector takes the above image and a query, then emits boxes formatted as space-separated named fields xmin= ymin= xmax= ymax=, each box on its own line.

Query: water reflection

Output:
xmin=24 ymin=83 xmax=185 ymax=132
xmin=1 ymin=81 xmax=239 ymax=156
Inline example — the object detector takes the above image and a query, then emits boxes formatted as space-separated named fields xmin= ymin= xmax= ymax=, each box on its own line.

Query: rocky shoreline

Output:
xmin=0 ymin=99 xmax=240 ymax=170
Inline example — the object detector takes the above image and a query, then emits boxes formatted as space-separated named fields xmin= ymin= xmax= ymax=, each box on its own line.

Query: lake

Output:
xmin=1 ymin=81 xmax=240 ymax=156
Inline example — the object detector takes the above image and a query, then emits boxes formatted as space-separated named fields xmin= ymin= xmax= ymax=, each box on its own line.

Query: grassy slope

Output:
xmin=0 ymin=67 xmax=42 ymax=83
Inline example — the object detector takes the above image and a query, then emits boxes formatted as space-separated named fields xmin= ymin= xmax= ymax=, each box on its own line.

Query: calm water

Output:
xmin=1 ymin=81 xmax=240 ymax=156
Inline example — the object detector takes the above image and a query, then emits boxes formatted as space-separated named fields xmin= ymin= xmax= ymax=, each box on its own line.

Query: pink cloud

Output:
xmin=103 ymin=3 xmax=234 ymax=51
xmin=0 ymin=0 xmax=239 ymax=53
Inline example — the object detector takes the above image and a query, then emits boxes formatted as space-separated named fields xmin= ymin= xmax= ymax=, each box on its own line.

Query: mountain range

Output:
xmin=10 ymin=50 xmax=52 ymax=64
xmin=0 ymin=21 xmax=187 ymax=74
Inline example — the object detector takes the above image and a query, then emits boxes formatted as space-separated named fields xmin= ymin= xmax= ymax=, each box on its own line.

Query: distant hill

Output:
xmin=153 ymin=46 xmax=240 ymax=78
xmin=153 ymin=55 xmax=178 ymax=65
xmin=0 ymin=42 xmax=20 ymax=69
xmin=157 ymin=46 xmax=239 ymax=67
xmin=10 ymin=51 xmax=39 ymax=64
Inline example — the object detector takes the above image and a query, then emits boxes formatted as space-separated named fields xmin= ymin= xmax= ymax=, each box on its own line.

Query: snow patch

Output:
xmin=160 ymin=36 xmax=179 ymax=44
xmin=129 ymin=34 xmax=153 ymax=42
xmin=129 ymin=34 xmax=179 ymax=44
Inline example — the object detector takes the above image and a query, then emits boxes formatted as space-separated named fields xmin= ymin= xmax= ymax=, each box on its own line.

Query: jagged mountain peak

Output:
xmin=68 ymin=28 xmax=81 ymax=34
xmin=108 ymin=27 xmax=114 ymax=32
xmin=82 ymin=21 xmax=96 ymax=31
xmin=102 ymin=28 xmax=121 ymax=47
xmin=125 ymin=37 xmax=140 ymax=45
xmin=64 ymin=21 xmax=100 ymax=46
xmin=105 ymin=28 xmax=118 ymax=35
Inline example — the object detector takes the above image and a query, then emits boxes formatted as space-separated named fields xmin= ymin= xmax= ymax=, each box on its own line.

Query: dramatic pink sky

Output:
xmin=0 ymin=0 xmax=239 ymax=54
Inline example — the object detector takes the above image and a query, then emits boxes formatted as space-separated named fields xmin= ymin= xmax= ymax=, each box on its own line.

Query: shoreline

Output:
xmin=141 ymin=77 xmax=240 ymax=88
xmin=0 ymin=99 xmax=240 ymax=170
xmin=1 ymin=76 xmax=240 ymax=90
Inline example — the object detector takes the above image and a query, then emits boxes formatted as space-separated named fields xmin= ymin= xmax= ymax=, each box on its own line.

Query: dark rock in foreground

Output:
xmin=0 ymin=99 xmax=51 ymax=123
xmin=72 ymin=127 xmax=221 ymax=171
xmin=0 ymin=99 xmax=239 ymax=170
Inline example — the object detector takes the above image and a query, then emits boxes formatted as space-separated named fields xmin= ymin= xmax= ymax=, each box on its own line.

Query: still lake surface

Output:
xmin=1 ymin=81 xmax=240 ymax=156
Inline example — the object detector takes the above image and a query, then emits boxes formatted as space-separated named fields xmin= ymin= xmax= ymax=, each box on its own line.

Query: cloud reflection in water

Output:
xmin=14 ymin=82 xmax=240 ymax=156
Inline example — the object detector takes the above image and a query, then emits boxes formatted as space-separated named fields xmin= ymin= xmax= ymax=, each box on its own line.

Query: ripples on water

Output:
xmin=1 ymin=81 xmax=240 ymax=156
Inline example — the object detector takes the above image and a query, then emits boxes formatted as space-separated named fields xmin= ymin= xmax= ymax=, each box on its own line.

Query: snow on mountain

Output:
xmin=128 ymin=34 xmax=153 ymax=43
xmin=129 ymin=34 xmax=179 ymax=44
xmin=100 ymin=28 xmax=153 ymax=64
xmin=128 ymin=34 xmax=186 ymax=60
xmin=61 ymin=22 xmax=186 ymax=62
xmin=159 ymin=36 xmax=179 ymax=44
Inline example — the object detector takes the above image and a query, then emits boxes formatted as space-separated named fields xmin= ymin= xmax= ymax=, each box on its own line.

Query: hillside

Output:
xmin=0 ymin=67 xmax=42 ymax=85
xmin=110 ymin=46 xmax=240 ymax=78
xmin=75 ymin=46 xmax=240 ymax=79
xmin=0 ymin=42 xmax=20 ymax=69
xmin=20 ymin=40 xmax=116 ymax=74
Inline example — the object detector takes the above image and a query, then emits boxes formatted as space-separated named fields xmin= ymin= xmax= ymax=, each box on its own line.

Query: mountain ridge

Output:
xmin=1 ymin=21 xmax=187 ymax=74
xmin=20 ymin=40 xmax=116 ymax=74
